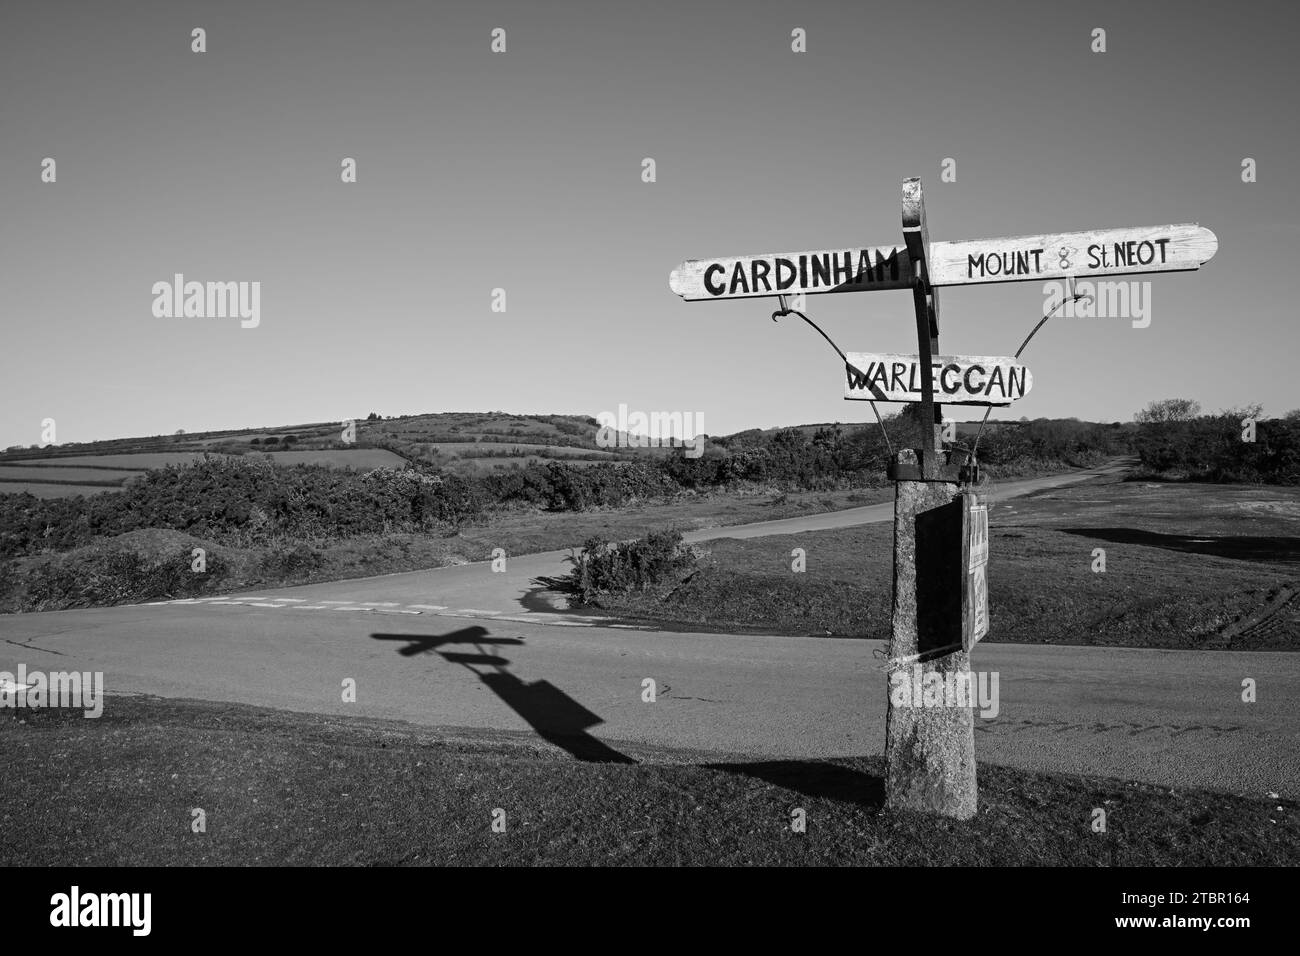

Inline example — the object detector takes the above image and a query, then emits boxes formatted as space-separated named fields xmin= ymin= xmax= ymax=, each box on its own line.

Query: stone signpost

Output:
xmin=669 ymin=178 xmax=1217 ymax=819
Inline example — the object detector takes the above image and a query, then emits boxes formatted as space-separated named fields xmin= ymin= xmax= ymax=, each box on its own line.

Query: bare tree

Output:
xmin=1134 ymin=398 xmax=1201 ymax=423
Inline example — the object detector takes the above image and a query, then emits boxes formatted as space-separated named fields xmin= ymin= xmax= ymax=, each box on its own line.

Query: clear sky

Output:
xmin=2 ymin=0 xmax=1296 ymax=448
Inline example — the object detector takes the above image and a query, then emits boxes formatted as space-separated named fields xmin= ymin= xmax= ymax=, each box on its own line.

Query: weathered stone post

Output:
xmin=883 ymin=448 xmax=977 ymax=819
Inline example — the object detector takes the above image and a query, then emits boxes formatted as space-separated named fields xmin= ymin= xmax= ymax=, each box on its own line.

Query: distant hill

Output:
xmin=0 ymin=410 xmax=1106 ymax=499
xmin=0 ymin=411 xmax=704 ymax=498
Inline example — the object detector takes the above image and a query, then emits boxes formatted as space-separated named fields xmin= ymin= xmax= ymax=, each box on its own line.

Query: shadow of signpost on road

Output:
xmin=373 ymin=626 xmax=524 ymax=658
xmin=372 ymin=625 xmax=635 ymax=764
xmin=373 ymin=627 xmax=890 ymax=801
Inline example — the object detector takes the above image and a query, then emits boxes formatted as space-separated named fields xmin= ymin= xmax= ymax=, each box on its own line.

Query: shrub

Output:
xmin=258 ymin=542 xmax=323 ymax=578
xmin=567 ymin=530 xmax=700 ymax=604
xmin=3 ymin=536 xmax=228 ymax=611
xmin=1132 ymin=413 xmax=1299 ymax=484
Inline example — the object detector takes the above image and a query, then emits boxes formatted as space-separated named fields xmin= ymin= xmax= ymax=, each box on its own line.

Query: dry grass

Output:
xmin=3 ymin=696 xmax=1293 ymax=866
xmin=584 ymin=476 xmax=1300 ymax=650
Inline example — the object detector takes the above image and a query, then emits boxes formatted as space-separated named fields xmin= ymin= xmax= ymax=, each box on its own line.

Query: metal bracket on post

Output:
xmin=771 ymin=294 xmax=896 ymax=458
xmin=887 ymin=457 xmax=967 ymax=482
xmin=901 ymin=177 xmax=945 ymax=481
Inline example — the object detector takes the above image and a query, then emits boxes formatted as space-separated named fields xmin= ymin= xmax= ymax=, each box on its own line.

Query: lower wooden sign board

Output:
xmin=844 ymin=353 xmax=1031 ymax=406
xmin=963 ymin=494 xmax=989 ymax=651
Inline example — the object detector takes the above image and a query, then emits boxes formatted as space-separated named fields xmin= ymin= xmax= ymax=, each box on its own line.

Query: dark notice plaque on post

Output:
xmin=913 ymin=490 xmax=988 ymax=655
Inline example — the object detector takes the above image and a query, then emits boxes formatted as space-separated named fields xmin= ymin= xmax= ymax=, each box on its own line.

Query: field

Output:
xmin=0 ymin=448 xmax=410 ymax=497
xmin=407 ymin=442 xmax=616 ymax=457
xmin=0 ymin=465 xmax=145 ymax=481
xmin=369 ymin=411 xmax=606 ymax=449
xmin=581 ymin=474 xmax=1300 ymax=651
xmin=448 ymin=454 xmax=621 ymax=472
xmin=0 ymin=472 xmax=134 ymax=493
xmin=1 ymin=696 xmax=1292 ymax=866
xmin=367 ymin=416 xmax=660 ymax=474
xmin=6 ymin=453 xmax=222 ymax=468
xmin=0 ymin=483 xmax=123 ymax=499
xmin=0 ymin=463 xmax=150 ymax=495
xmin=414 ymin=441 xmax=624 ymax=473
xmin=258 ymin=449 xmax=408 ymax=468
xmin=0 ymin=412 xmax=643 ymax=461
xmin=0 ymin=411 xmax=663 ymax=493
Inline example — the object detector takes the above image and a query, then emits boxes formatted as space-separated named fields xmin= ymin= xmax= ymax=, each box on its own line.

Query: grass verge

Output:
xmin=579 ymin=476 xmax=1300 ymax=650
xmin=1 ymin=696 xmax=1293 ymax=866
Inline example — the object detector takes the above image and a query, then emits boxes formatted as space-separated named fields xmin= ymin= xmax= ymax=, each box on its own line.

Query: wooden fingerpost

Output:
xmin=884 ymin=177 xmax=977 ymax=820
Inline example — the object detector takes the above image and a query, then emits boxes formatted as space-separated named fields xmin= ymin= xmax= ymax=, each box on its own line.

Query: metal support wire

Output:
xmin=970 ymin=277 xmax=1094 ymax=461
xmin=772 ymin=294 xmax=893 ymax=456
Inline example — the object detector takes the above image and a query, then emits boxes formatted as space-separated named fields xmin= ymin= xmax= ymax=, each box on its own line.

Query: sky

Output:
xmin=2 ymin=0 xmax=1296 ymax=448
